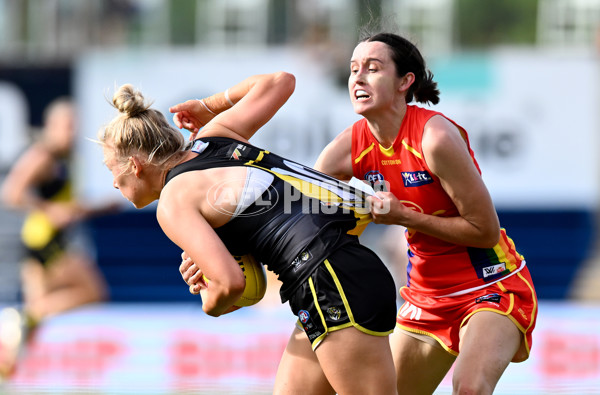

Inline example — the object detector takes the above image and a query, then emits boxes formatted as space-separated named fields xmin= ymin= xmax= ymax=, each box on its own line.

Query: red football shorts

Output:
xmin=396 ymin=265 xmax=537 ymax=362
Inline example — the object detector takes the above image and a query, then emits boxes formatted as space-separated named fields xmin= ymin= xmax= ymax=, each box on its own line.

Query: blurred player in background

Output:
xmin=0 ymin=98 xmax=118 ymax=379
xmin=314 ymin=31 xmax=538 ymax=395
xmin=99 ymin=72 xmax=398 ymax=395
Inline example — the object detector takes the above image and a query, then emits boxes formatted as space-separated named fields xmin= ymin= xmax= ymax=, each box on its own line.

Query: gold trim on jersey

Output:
xmin=354 ymin=142 xmax=375 ymax=164
xmin=308 ymin=276 xmax=329 ymax=348
xmin=245 ymin=149 xmax=269 ymax=166
xmin=402 ymin=139 xmax=422 ymax=159
xmin=515 ymin=272 xmax=537 ymax=351
xmin=378 ymin=144 xmax=395 ymax=157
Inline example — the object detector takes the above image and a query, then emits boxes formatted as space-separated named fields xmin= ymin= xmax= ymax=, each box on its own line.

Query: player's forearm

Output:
xmin=0 ymin=184 xmax=44 ymax=211
xmin=402 ymin=209 xmax=500 ymax=249
xmin=201 ymin=72 xmax=288 ymax=115
xmin=201 ymin=285 xmax=244 ymax=317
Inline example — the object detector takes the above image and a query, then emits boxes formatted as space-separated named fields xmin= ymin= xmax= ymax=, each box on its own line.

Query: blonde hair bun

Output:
xmin=113 ymin=84 xmax=149 ymax=117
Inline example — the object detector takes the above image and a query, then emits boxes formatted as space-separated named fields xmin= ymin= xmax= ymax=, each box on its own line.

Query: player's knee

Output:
xmin=452 ymin=374 xmax=494 ymax=395
xmin=511 ymin=343 xmax=529 ymax=362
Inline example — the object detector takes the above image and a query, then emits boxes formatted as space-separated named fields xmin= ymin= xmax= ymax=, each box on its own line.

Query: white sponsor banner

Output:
xmin=1 ymin=302 xmax=599 ymax=394
xmin=3 ymin=303 xmax=294 ymax=394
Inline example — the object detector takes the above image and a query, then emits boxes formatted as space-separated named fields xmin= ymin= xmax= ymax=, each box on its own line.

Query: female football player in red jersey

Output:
xmin=314 ymin=32 xmax=538 ymax=395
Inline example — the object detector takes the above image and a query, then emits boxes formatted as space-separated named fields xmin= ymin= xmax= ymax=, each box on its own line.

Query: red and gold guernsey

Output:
xmin=351 ymin=105 xmax=525 ymax=297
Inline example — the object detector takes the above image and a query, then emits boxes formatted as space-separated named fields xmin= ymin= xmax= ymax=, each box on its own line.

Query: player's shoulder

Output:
xmin=321 ymin=125 xmax=352 ymax=154
xmin=423 ymin=114 xmax=462 ymax=142
xmin=334 ymin=124 xmax=353 ymax=142
xmin=422 ymin=115 xmax=472 ymax=165
xmin=314 ymin=126 xmax=353 ymax=179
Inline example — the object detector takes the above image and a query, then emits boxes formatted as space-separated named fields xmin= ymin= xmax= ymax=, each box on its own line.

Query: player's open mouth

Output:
xmin=355 ymin=90 xmax=370 ymax=100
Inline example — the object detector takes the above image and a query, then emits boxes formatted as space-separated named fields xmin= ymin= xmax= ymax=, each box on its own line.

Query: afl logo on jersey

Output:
xmin=298 ymin=310 xmax=310 ymax=324
xmin=364 ymin=170 xmax=389 ymax=192
xmin=364 ymin=170 xmax=384 ymax=184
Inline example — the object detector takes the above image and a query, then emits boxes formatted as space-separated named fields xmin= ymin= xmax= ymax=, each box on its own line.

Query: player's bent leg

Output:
xmin=41 ymin=252 xmax=107 ymax=317
xmin=20 ymin=259 xmax=47 ymax=311
xmin=390 ymin=328 xmax=455 ymax=395
xmin=274 ymin=326 xmax=335 ymax=395
xmin=453 ymin=311 xmax=521 ymax=395
xmin=315 ymin=327 xmax=397 ymax=395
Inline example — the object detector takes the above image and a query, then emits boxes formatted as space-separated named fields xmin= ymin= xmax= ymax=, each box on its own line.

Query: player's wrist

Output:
xmin=201 ymin=89 xmax=237 ymax=115
xmin=197 ymin=99 xmax=216 ymax=116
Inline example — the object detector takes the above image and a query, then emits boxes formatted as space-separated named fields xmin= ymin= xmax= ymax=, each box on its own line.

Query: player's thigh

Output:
xmin=454 ymin=311 xmax=521 ymax=392
xmin=315 ymin=327 xmax=397 ymax=395
xmin=20 ymin=259 xmax=47 ymax=296
xmin=390 ymin=329 xmax=455 ymax=395
xmin=46 ymin=252 xmax=101 ymax=288
xmin=274 ymin=326 xmax=334 ymax=395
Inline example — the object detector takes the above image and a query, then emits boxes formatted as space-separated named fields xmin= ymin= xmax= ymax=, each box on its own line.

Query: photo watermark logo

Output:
xmin=205 ymin=177 xmax=388 ymax=217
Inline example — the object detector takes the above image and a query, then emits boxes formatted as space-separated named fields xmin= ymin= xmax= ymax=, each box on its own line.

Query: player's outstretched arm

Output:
xmin=170 ymin=72 xmax=295 ymax=143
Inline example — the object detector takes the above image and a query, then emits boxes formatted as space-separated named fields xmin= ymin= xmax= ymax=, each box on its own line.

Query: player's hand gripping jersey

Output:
xmin=352 ymin=105 xmax=526 ymax=297
xmin=165 ymin=137 xmax=372 ymax=301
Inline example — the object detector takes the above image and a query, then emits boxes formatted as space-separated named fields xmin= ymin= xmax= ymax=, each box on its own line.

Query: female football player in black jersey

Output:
xmin=99 ymin=72 xmax=398 ymax=395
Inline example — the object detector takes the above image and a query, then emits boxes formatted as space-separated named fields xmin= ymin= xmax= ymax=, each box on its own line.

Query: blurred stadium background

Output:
xmin=0 ymin=0 xmax=600 ymax=393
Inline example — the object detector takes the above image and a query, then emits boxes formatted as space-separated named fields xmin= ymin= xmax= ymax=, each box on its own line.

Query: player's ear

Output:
xmin=129 ymin=156 xmax=143 ymax=177
xmin=399 ymin=72 xmax=415 ymax=92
